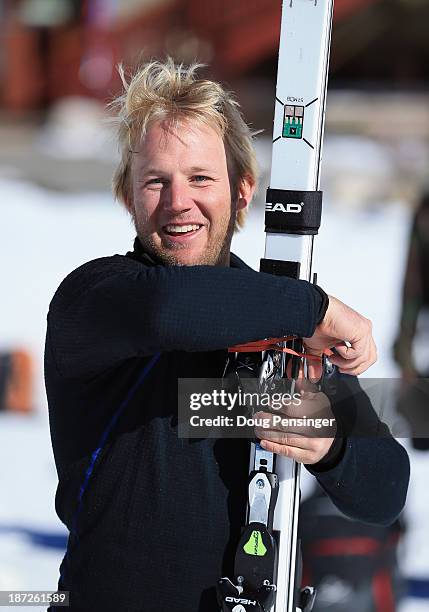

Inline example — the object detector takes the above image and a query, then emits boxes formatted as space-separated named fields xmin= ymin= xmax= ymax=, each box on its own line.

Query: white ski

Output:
xmin=265 ymin=2 xmax=334 ymax=611
xmin=218 ymin=2 xmax=334 ymax=611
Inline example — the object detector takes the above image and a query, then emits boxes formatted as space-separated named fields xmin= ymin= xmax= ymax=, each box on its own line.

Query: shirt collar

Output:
xmin=126 ymin=236 xmax=251 ymax=271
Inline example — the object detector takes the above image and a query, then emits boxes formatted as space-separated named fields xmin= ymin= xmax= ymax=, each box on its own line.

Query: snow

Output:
xmin=0 ymin=175 xmax=428 ymax=611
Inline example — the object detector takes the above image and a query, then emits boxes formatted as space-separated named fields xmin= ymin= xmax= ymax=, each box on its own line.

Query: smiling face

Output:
xmin=127 ymin=119 xmax=253 ymax=266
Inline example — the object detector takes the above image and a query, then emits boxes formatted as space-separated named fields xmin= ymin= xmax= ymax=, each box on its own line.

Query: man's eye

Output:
xmin=192 ymin=176 xmax=211 ymax=183
xmin=146 ymin=178 xmax=165 ymax=186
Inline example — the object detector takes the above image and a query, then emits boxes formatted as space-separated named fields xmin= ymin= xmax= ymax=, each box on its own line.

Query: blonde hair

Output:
xmin=109 ymin=58 xmax=259 ymax=231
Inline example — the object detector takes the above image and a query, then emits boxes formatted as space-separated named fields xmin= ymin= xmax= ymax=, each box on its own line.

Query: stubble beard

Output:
xmin=133 ymin=201 xmax=237 ymax=267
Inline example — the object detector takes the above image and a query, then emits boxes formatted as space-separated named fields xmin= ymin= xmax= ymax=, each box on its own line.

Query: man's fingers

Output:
xmin=333 ymin=343 xmax=358 ymax=359
xmin=260 ymin=437 xmax=334 ymax=464
xmin=307 ymin=361 xmax=322 ymax=382
xmin=329 ymin=354 xmax=366 ymax=369
xmin=260 ymin=439 xmax=311 ymax=462
xmin=304 ymin=295 xmax=378 ymax=376
xmin=259 ymin=432 xmax=308 ymax=448
xmin=329 ymin=357 xmax=368 ymax=376
xmin=261 ymin=439 xmax=291 ymax=457
xmin=332 ymin=360 xmax=372 ymax=376
xmin=295 ymin=378 xmax=319 ymax=395
xmin=330 ymin=343 xmax=377 ymax=373
xmin=255 ymin=418 xmax=309 ymax=439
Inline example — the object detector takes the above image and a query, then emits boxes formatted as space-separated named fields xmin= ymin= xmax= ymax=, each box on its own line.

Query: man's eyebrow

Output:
xmin=187 ymin=166 xmax=215 ymax=174
xmin=138 ymin=168 xmax=166 ymax=177
xmin=137 ymin=166 xmax=216 ymax=180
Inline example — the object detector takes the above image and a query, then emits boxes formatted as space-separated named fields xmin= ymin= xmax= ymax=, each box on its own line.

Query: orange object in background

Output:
xmin=0 ymin=350 xmax=33 ymax=414
xmin=2 ymin=24 xmax=45 ymax=113
xmin=0 ymin=0 xmax=386 ymax=114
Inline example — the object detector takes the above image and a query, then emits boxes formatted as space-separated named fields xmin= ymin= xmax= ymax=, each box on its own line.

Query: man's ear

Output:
xmin=123 ymin=194 xmax=134 ymax=216
xmin=121 ymin=183 xmax=135 ymax=216
xmin=236 ymin=176 xmax=256 ymax=212
xmin=121 ymin=166 xmax=135 ymax=216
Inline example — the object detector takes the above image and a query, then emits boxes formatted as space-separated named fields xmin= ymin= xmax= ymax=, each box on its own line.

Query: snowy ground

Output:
xmin=1 ymin=176 xmax=428 ymax=611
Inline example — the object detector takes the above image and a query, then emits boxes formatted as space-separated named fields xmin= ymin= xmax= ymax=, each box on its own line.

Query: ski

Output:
xmin=217 ymin=1 xmax=334 ymax=611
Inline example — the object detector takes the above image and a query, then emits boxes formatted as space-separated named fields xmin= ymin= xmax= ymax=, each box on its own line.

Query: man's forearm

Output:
xmin=307 ymin=436 xmax=410 ymax=526
xmin=47 ymin=255 xmax=325 ymax=378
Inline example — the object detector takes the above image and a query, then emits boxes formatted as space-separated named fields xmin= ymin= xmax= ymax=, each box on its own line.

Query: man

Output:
xmin=394 ymin=192 xmax=429 ymax=449
xmin=45 ymin=59 xmax=409 ymax=611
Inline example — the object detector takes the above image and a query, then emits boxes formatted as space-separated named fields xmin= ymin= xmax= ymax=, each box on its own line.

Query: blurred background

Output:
xmin=1 ymin=0 xmax=429 ymax=610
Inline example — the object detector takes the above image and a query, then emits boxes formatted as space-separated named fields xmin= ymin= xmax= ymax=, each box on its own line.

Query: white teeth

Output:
xmin=165 ymin=224 xmax=201 ymax=234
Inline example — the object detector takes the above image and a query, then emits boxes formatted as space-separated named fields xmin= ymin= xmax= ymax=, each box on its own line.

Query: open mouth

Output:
xmin=163 ymin=224 xmax=203 ymax=237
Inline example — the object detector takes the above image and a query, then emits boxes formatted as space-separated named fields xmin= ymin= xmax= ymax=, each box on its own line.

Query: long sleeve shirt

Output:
xmin=45 ymin=240 xmax=409 ymax=612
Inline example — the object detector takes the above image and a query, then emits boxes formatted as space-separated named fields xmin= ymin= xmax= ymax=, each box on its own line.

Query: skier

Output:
xmin=45 ymin=59 xmax=409 ymax=612
xmin=394 ymin=192 xmax=429 ymax=450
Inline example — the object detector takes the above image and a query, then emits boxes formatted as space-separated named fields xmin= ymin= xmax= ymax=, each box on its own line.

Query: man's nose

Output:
xmin=162 ymin=179 xmax=192 ymax=213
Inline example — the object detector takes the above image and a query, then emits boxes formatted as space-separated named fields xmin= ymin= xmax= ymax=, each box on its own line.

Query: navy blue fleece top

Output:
xmin=45 ymin=240 xmax=409 ymax=612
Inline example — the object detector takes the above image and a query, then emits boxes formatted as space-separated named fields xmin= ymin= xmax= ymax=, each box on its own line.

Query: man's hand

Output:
xmin=254 ymin=386 xmax=336 ymax=465
xmin=304 ymin=295 xmax=377 ymax=380
xmin=257 ymin=429 xmax=334 ymax=464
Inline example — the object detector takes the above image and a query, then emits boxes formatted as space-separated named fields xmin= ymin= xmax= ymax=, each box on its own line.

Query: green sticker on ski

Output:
xmin=243 ymin=530 xmax=267 ymax=557
xmin=283 ymin=104 xmax=304 ymax=139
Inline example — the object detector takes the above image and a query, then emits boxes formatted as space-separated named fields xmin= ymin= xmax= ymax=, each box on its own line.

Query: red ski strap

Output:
xmin=228 ymin=337 xmax=332 ymax=363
